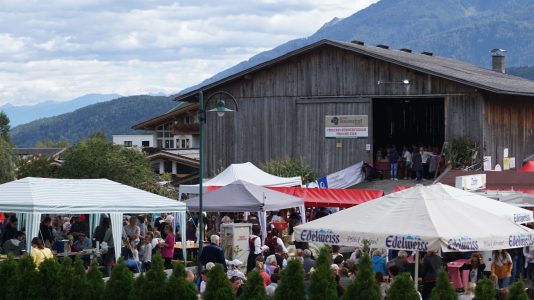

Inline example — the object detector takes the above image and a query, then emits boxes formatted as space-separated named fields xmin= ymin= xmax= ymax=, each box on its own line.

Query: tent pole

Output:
xmin=414 ymin=250 xmax=420 ymax=291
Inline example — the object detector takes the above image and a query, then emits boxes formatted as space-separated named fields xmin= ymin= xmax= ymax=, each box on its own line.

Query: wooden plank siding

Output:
xmin=483 ymin=95 xmax=534 ymax=168
xmin=198 ymin=45 xmax=527 ymax=177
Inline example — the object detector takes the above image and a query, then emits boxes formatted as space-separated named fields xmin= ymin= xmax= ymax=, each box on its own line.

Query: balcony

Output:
xmin=172 ymin=123 xmax=199 ymax=135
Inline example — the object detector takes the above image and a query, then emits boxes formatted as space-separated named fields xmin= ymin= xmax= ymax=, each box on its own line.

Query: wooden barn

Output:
xmin=174 ymin=39 xmax=534 ymax=177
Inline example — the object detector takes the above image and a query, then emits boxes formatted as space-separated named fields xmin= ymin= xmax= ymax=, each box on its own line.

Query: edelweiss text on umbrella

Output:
xmin=385 ymin=235 xmax=428 ymax=251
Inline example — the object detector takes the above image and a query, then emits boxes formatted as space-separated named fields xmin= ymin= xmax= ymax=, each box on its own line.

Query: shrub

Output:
xmin=238 ymin=271 xmax=267 ymax=300
xmin=86 ymin=259 xmax=105 ymax=300
xmin=309 ymin=247 xmax=337 ymax=300
xmin=506 ymin=279 xmax=528 ymax=300
xmin=129 ymin=272 xmax=146 ymax=300
xmin=274 ymin=259 xmax=306 ymax=300
xmin=474 ymin=278 xmax=496 ymax=300
xmin=143 ymin=253 xmax=167 ymax=298
xmin=430 ymin=268 xmax=456 ymax=300
xmin=72 ymin=257 xmax=88 ymax=299
xmin=104 ymin=259 xmax=134 ymax=300
xmin=388 ymin=273 xmax=420 ymax=300
xmin=167 ymin=262 xmax=197 ymax=300
xmin=204 ymin=264 xmax=235 ymax=300
xmin=261 ymin=156 xmax=316 ymax=184
xmin=59 ymin=256 xmax=76 ymax=300
xmin=16 ymin=254 xmax=39 ymax=299
xmin=343 ymin=253 xmax=380 ymax=300
xmin=447 ymin=138 xmax=478 ymax=169
xmin=0 ymin=255 xmax=18 ymax=300
xmin=38 ymin=258 xmax=62 ymax=300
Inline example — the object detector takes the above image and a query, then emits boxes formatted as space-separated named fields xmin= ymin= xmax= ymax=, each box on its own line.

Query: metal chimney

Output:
xmin=491 ymin=48 xmax=506 ymax=73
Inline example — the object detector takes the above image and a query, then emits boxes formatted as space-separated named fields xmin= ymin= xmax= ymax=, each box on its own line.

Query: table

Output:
xmin=174 ymin=242 xmax=200 ymax=264
xmin=447 ymin=259 xmax=468 ymax=289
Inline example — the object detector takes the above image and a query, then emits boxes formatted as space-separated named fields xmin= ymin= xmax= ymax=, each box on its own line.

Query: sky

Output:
xmin=0 ymin=0 xmax=377 ymax=106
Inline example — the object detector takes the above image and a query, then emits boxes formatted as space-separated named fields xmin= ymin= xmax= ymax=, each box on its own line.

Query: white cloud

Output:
xmin=0 ymin=0 xmax=377 ymax=106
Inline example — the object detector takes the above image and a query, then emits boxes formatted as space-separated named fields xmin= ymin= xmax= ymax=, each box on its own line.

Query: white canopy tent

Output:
xmin=185 ymin=180 xmax=306 ymax=243
xmin=294 ymin=183 xmax=534 ymax=288
xmin=0 ymin=177 xmax=187 ymax=261
xmin=178 ymin=162 xmax=302 ymax=196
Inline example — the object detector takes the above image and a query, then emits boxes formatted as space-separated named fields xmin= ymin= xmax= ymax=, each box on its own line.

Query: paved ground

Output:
xmin=351 ymin=178 xmax=434 ymax=194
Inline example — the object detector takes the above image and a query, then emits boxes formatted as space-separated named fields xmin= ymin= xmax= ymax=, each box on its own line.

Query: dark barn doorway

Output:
xmin=372 ymin=97 xmax=445 ymax=160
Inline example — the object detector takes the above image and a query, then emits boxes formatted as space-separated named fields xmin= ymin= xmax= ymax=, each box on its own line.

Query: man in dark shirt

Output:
xmin=199 ymin=234 xmax=227 ymax=271
xmin=70 ymin=216 xmax=88 ymax=237
xmin=1 ymin=216 xmax=18 ymax=244
xmin=39 ymin=216 xmax=54 ymax=243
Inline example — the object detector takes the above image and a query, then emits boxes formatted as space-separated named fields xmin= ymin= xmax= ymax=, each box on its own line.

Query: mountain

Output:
xmin=179 ymin=0 xmax=534 ymax=95
xmin=0 ymin=93 xmax=121 ymax=127
xmin=10 ymin=95 xmax=177 ymax=147
xmin=509 ymin=66 xmax=534 ymax=81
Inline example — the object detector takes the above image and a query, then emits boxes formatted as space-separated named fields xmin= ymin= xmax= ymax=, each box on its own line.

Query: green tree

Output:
xmin=388 ymin=273 xmax=420 ymax=300
xmin=167 ymin=262 xmax=197 ymax=300
xmin=0 ymin=255 xmax=18 ymax=300
xmin=204 ymin=264 xmax=235 ymax=300
xmin=238 ymin=271 xmax=267 ymax=300
xmin=16 ymin=154 xmax=58 ymax=178
xmin=37 ymin=258 xmax=62 ymax=300
xmin=0 ymin=112 xmax=15 ymax=183
xmin=72 ymin=257 xmax=88 ymax=300
xmin=506 ymin=279 xmax=528 ymax=300
xmin=16 ymin=254 xmax=39 ymax=299
xmin=431 ymin=268 xmax=456 ymax=300
xmin=261 ymin=156 xmax=316 ymax=184
xmin=309 ymin=247 xmax=337 ymax=300
xmin=58 ymin=133 xmax=175 ymax=197
xmin=143 ymin=252 xmax=167 ymax=298
xmin=474 ymin=278 xmax=496 ymax=300
xmin=104 ymin=259 xmax=134 ymax=300
xmin=129 ymin=272 xmax=146 ymax=300
xmin=274 ymin=259 xmax=306 ymax=300
xmin=0 ymin=111 xmax=11 ymax=142
xmin=59 ymin=256 xmax=76 ymax=300
xmin=86 ymin=259 xmax=105 ymax=300
xmin=343 ymin=253 xmax=380 ymax=300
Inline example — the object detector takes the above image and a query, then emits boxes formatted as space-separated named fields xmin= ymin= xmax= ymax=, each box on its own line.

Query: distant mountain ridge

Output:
xmin=179 ymin=0 xmax=534 ymax=95
xmin=0 ymin=93 xmax=121 ymax=126
xmin=10 ymin=95 xmax=176 ymax=147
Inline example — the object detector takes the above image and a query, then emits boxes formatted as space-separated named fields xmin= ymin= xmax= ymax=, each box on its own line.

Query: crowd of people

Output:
xmin=1 ymin=209 xmax=533 ymax=299
xmin=376 ymin=145 xmax=443 ymax=181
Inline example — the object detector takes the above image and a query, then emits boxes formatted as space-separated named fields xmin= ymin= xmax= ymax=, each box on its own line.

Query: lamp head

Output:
xmin=208 ymin=99 xmax=234 ymax=117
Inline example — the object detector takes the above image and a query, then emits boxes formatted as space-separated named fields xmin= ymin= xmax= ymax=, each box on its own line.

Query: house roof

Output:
xmin=131 ymin=102 xmax=197 ymax=130
xmin=175 ymin=39 xmax=534 ymax=102
xmin=146 ymin=150 xmax=199 ymax=168
xmin=12 ymin=148 xmax=66 ymax=159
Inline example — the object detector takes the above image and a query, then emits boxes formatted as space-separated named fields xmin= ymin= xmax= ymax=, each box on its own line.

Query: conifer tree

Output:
xmin=309 ymin=246 xmax=337 ymax=300
xmin=474 ymin=278 xmax=496 ymax=300
xmin=506 ymin=279 xmax=528 ymax=300
xmin=388 ymin=273 xmax=420 ymax=300
xmin=104 ymin=259 xmax=134 ymax=300
xmin=238 ymin=271 xmax=267 ymax=300
xmin=129 ymin=272 xmax=146 ymax=300
xmin=72 ymin=257 xmax=88 ymax=300
xmin=38 ymin=258 xmax=62 ymax=300
xmin=86 ymin=259 xmax=105 ymax=300
xmin=167 ymin=262 xmax=197 ymax=300
xmin=142 ymin=252 xmax=167 ymax=298
xmin=16 ymin=254 xmax=39 ymax=300
xmin=430 ymin=268 xmax=456 ymax=300
xmin=60 ymin=256 xmax=76 ymax=300
xmin=343 ymin=252 xmax=380 ymax=300
xmin=204 ymin=264 xmax=235 ymax=300
xmin=274 ymin=259 xmax=306 ymax=300
xmin=0 ymin=255 xmax=18 ymax=300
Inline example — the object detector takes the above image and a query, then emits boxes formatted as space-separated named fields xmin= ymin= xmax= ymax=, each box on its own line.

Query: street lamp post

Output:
xmin=197 ymin=90 xmax=238 ymax=275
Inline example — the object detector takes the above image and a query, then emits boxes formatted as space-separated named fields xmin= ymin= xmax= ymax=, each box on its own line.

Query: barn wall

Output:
xmin=483 ymin=95 xmax=534 ymax=169
xmin=202 ymin=45 xmax=486 ymax=177
xmin=445 ymin=94 xmax=484 ymax=147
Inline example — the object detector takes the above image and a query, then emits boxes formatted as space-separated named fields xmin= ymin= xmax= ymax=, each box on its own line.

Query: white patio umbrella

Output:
xmin=294 ymin=183 xmax=534 ymax=288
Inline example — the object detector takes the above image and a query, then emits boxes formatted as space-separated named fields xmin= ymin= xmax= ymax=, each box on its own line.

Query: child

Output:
xmin=140 ymin=234 xmax=153 ymax=271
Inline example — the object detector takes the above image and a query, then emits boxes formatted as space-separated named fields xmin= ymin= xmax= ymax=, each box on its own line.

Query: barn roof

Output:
xmin=175 ymin=39 xmax=534 ymax=101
